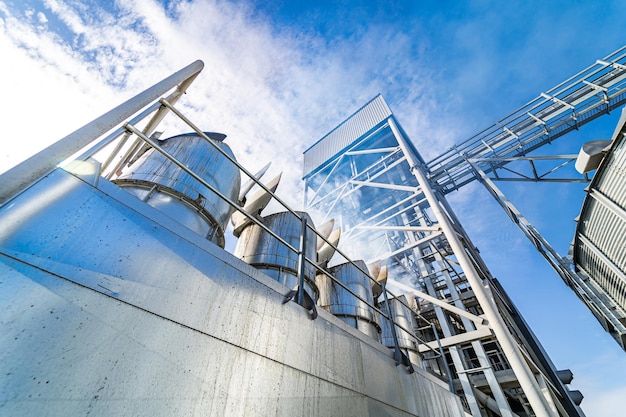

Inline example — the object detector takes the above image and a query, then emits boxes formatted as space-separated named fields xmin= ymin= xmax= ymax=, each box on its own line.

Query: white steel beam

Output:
xmin=349 ymin=180 xmax=418 ymax=192
xmin=390 ymin=118 xmax=557 ymax=417
xmin=471 ymin=155 xmax=578 ymax=162
xmin=366 ymin=231 xmax=443 ymax=264
xmin=597 ymin=59 xmax=626 ymax=70
xmin=345 ymin=146 xmax=399 ymax=156
xmin=471 ymin=159 xmax=626 ymax=338
xmin=417 ymin=327 xmax=493 ymax=353
xmin=309 ymin=152 xmax=407 ymax=209
xmin=387 ymin=278 xmax=488 ymax=326
xmin=353 ymin=225 xmax=440 ymax=233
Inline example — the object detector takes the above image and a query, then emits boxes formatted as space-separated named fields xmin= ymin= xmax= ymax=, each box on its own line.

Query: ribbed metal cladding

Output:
xmin=317 ymin=260 xmax=380 ymax=340
xmin=115 ymin=132 xmax=240 ymax=247
xmin=234 ymin=211 xmax=319 ymax=301
xmin=302 ymin=95 xmax=392 ymax=178
xmin=574 ymin=123 xmax=626 ymax=311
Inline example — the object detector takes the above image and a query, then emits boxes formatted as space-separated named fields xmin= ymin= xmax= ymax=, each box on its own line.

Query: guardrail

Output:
xmin=426 ymin=45 xmax=626 ymax=193
xmin=0 ymin=61 xmax=452 ymax=382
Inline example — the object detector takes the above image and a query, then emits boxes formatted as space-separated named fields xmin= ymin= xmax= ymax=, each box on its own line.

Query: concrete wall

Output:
xmin=0 ymin=165 xmax=467 ymax=417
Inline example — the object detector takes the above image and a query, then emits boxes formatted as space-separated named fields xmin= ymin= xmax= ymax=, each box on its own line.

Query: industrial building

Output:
xmin=572 ymin=109 xmax=626 ymax=349
xmin=0 ymin=61 xmax=469 ymax=417
xmin=303 ymin=95 xmax=583 ymax=416
xmin=1 ymin=46 xmax=626 ymax=417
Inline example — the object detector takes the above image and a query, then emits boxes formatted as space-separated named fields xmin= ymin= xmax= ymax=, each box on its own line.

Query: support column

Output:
xmin=389 ymin=118 xmax=557 ymax=417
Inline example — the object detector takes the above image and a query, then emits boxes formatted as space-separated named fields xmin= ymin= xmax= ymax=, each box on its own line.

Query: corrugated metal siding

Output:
xmin=577 ymin=239 xmax=626 ymax=308
xmin=575 ymin=125 xmax=626 ymax=310
xmin=596 ymin=132 xmax=626 ymax=208
xmin=303 ymin=95 xmax=392 ymax=178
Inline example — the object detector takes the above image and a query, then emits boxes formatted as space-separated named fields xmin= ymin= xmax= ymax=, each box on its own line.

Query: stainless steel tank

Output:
xmin=115 ymin=132 xmax=240 ymax=247
xmin=318 ymin=260 xmax=380 ymax=339
xmin=234 ymin=211 xmax=319 ymax=300
xmin=379 ymin=295 xmax=420 ymax=364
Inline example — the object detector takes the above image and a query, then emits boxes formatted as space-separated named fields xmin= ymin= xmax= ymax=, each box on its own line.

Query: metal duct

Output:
xmin=317 ymin=260 xmax=380 ymax=339
xmin=379 ymin=295 xmax=420 ymax=364
xmin=115 ymin=132 xmax=240 ymax=247
xmin=234 ymin=211 xmax=319 ymax=301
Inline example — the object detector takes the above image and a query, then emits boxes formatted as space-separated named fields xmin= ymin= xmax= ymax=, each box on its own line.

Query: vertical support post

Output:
xmin=296 ymin=216 xmax=308 ymax=306
xmin=382 ymin=282 xmax=405 ymax=367
xmin=389 ymin=117 xmax=557 ymax=417
xmin=432 ymin=323 xmax=455 ymax=393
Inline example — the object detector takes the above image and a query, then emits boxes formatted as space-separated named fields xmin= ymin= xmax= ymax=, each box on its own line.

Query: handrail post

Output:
xmin=296 ymin=217 xmax=308 ymax=306
xmin=382 ymin=282 xmax=413 ymax=371
xmin=432 ymin=323 xmax=455 ymax=392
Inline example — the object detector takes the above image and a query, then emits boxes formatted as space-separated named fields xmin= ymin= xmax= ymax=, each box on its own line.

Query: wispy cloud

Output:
xmin=0 ymin=0 xmax=442 ymax=210
xmin=2 ymin=1 xmax=626 ymax=415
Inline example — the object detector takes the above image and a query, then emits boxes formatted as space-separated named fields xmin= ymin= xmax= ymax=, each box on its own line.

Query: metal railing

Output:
xmin=426 ymin=45 xmax=626 ymax=194
xmin=0 ymin=60 xmax=451 ymax=380
xmin=0 ymin=60 xmax=204 ymax=206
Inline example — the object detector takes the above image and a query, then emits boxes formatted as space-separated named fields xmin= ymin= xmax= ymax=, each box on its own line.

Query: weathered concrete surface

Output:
xmin=0 ymin=168 xmax=466 ymax=416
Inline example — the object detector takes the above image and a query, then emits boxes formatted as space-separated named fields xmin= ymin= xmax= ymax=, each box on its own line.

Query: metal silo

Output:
xmin=115 ymin=132 xmax=240 ymax=247
xmin=318 ymin=260 xmax=380 ymax=339
xmin=379 ymin=295 xmax=420 ymax=365
xmin=234 ymin=211 xmax=319 ymax=301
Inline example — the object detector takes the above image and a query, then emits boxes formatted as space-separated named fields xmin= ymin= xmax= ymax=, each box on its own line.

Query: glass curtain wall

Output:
xmin=303 ymin=96 xmax=584 ymax=417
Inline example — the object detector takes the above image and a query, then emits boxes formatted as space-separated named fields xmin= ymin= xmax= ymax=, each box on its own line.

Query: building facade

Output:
xmin=303 ymin=95 xmax=584 ymax=417
xmin=573 ymin=110 xmax=626 ymax=349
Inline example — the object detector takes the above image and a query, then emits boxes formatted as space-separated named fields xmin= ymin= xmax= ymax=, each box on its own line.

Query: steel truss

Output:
xmin=468 ymin=160 xmax=626 ymax=351
xmin=427 ymin=46 xmax=626 ymax=194
xmin=304 ymin=109 xmax=582 ymax=416
xmin=469 ymin=155 xmax=590 ymax=183
xmin=424 ymin=45 xmax=626 ymax=353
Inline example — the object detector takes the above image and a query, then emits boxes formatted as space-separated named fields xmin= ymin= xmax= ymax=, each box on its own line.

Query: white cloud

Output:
xmin=36 ymin=11 xmax=48 ymax=24
xmin=581 ymin=386 xmax=626 ymax=417
xmin=1 ymin=0 xmax=443 ymax=193
xmin=2 ymin=0 xmax=626 ymax=414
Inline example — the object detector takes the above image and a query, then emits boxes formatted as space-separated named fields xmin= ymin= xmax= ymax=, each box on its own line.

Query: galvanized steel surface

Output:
xmin=120 ymin=186 xmax=221 ymax=241
xmin=379 ymin=295 xmax=419 ymax=354
xmin=0 ymin=167 xmax=466 ymax=417
xmin=234 ymin=211 xmax=319 ymax=300
xmin=318 ymin=261 xmax=380 ymax=339
xmin=115 ymin=133 xmax=240 ymax=246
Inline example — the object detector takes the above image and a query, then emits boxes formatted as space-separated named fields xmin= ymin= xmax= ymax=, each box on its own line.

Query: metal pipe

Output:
xmin=99 ymin=130 xmax=132 ymax=176
xmin=473 ymin=388 xmax=522 ymax=417
xmin=388 ymin=117 xmax=557 ymax=417
xmin=0 ymin=60 xmax=204 ymax=205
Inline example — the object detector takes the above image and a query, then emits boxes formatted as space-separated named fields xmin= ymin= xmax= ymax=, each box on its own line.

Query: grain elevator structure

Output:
xmin=3 ymin=46 xmax=626 ymax=416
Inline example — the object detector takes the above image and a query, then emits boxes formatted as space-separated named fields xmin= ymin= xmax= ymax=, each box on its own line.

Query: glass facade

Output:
xmin=303 ymin=95 xmax=584 ymax=417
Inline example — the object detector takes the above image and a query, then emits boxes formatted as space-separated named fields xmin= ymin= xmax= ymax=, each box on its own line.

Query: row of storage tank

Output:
xmin=113 ymin=132 xmax=420 ymax=363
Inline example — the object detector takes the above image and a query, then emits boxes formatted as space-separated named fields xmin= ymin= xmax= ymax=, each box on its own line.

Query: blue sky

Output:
xmin=1 ymin=0 xmax=625 ymax=415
